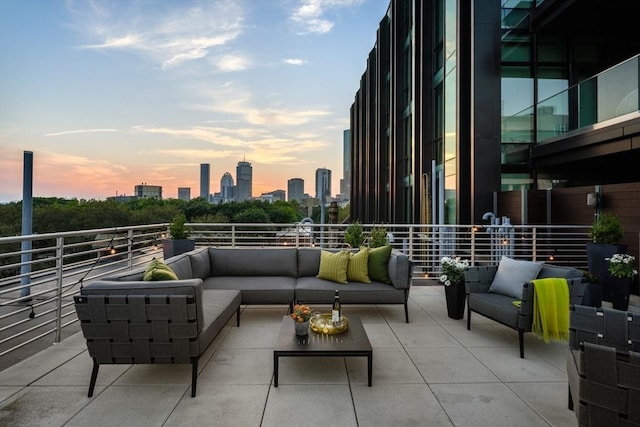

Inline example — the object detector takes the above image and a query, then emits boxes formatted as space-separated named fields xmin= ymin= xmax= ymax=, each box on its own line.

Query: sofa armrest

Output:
xmin=464 ymin=266 xmax=497 ymax=294
xmin=388 ymin=250 xmax=413 ymax=289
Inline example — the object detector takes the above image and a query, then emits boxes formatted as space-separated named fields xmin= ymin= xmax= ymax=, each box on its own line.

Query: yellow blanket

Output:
xmin=531 ymin=278 xmax=570 ymax=343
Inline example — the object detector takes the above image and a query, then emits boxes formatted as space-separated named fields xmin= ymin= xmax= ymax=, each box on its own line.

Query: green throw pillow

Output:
xmin=143 ymin=258 xmax=178 ymax=281
xmin=317 ymin=250 xmax=350 ymax=284
xmin=367 ymin=245 xmax=392 ymax=284
xmin=347 ymin=247 xmax=371 ymax=283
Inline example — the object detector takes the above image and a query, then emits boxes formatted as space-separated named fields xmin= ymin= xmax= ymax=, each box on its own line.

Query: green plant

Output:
xmin=168 ymin=214 xmax=191 ymax=239
xmin=344 ymin=221 xmax=364 ymax=248
xmin=590 ymin=213 xmax=624 ymax=244
xmin=607 ymin=253 xmax=638 ymax=279
xmin=439 ymin=256 xmax=470 ymax=286
xmin=368 ymin=226 xmax=388 ymax=248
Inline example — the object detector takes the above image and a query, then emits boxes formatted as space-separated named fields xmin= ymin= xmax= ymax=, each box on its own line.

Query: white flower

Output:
xmin=439 ymin=256 xmax=470 ymax=286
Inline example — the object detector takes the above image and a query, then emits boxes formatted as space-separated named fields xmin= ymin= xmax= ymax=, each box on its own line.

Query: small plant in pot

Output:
xmin=586 ymin=212 xmax=627 ymax=308
xmin=163 ymin=214 xmax=195 ymax=259
xmin=344 ymin=221 xmax=364 ymax=248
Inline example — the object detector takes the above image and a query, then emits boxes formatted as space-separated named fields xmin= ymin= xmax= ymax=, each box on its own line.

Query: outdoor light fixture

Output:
xmin=549 ymin=250 xmax=556 ymax=261
xmin=109 ymin=245 xmax=116 ymax=255
xmin=586 ymin=193 xmax=599 ymax=208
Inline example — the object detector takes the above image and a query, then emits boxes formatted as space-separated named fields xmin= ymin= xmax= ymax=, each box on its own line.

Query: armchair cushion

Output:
xmin=488 ymin=256 xmax=543 ymax=299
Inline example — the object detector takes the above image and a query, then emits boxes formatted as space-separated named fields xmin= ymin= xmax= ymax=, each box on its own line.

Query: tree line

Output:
xmin=0 ymin=197 xmax=334 ymax=237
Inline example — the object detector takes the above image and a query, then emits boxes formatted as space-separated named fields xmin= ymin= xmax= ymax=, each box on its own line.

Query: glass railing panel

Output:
xmin=536 ymin=88 xmax=570 ymax=140
xmin=595 ymin=56 xmax=638 ymax=121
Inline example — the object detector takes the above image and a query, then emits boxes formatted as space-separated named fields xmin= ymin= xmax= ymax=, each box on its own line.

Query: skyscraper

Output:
xmin=315 ymin=168 xmax=331 ymax=204
xmin=220 ymin=172 xmax=235 ymax=202
xmin=340 ymin=129 xmax=351 ymax=200
xmin=287 ymin=178 xmax=304 ymax=202
xmin=200 ymin=163 xmax=210 ymax=202
xmin=177 ymin=187 xmax=191 ymax=201
xmin=236 ymin=161 xmax=252 ymax=202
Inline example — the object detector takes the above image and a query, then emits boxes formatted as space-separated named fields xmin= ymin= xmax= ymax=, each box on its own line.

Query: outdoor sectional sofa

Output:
xmin=74 ymin=246 xmax=412 ymax=398
xmin=101 ymin=246 xmax=414 ymax=321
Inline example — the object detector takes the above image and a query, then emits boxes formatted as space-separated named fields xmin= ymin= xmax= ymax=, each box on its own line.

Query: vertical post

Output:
xmin=54 ymin=236 xmax=64 ymax=343
xmin=20 ymin=151 xmax=33 ymax=299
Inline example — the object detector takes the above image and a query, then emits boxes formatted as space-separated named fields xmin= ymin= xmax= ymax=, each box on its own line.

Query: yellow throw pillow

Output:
xmin=143 ymin=258 xmax=178 ymax=281
xmin=317 ymin=250 xmax=350 ymax=284
xmin=347 ymin=248 xmax=371 ymax=283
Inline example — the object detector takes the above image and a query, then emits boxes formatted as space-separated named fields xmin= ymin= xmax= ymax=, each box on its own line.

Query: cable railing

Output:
xmin=0 ymin=221 xmax=592 ymax=367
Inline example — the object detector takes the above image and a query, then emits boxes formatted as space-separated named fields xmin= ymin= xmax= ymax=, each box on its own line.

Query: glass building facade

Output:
xmin=350 ymin=0 xmax=639 ymax=225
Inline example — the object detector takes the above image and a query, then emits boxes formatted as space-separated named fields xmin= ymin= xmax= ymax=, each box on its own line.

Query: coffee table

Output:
xmin=273 ymin=315 xmax=373 ymax=387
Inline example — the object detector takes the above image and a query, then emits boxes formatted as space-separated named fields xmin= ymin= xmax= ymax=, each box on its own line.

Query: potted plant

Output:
xmin=368 ymin=226 xmax=388 ymax=248
xmin=162 ymin=214 xmax=195 ymax=259
xmin=605 ymin=253 xmax=638 ymax=310
xmin=440 ymin=256 xmax=470 ymax=319
xmin=586 ymin=213 xmax=627 ymax=306
xmin=290 ymin=304 xmax=312 ymax=336
xmin=344 ymin=221 xmax=364 ymax=248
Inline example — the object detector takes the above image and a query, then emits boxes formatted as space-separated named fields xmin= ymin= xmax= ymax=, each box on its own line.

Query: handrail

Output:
xmin=0 ymin=222 xmax=592 ymax=368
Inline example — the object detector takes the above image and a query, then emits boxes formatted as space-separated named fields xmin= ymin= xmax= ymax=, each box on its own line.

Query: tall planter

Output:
xmin=162 ymin=239 xmax=195 ymax=259
xmin=609 ymin=277 xmax=632 ymax=311
xmin=444 ymin=282 xmax=466 ymax=319
xmin=586 ymin=242 xmax=627 ymax=305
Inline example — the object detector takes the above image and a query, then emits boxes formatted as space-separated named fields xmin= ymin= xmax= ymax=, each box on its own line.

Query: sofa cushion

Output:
xmin=298 ymin=247 xmax=323 ymax=277
xmin=317 ymin=250 xmax=350 ymax=284
xmin=489 ymin=256 xmax=544 ymax=299
xmin=165 ymin=254 xmax=193 ymax=280
xmin=367 ymin=245 xmax=392 ymax=284
xmin=190 ymin=247 xmax=211 ymax=279
xmin=210 ymin=248 xmax=298 ymax=277
xmin=347 ymin=248 xmax=371 ymax=283
xmin=143 ymin=258 xmax=179 ymax=281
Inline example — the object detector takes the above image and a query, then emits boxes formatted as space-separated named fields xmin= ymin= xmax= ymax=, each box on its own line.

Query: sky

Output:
xmin=0 ymin=0 xmax=389 ymax=203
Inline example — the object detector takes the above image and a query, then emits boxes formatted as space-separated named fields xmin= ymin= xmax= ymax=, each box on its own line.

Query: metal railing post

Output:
xmin=54 ymin=236 xmax=64 ymax=343
xmin=127 ymin=229 xmax=134 ymax=269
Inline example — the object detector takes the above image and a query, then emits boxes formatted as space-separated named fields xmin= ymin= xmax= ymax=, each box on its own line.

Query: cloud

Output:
xmin=45 ymin=128 xmax=119 ymax=137
xmin=69 ymin=0 xmax=244 ymax=69
xmin=215 ymin=54 xmax=251 ymax=72
xmin=289 ymin=0 xmax=364 ymax=35
xmin=284 ymin=58 xmax=307 ymax=65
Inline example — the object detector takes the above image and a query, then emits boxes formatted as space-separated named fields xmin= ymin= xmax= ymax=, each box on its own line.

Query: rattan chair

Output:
xmin=567 ymin=305 xmax=640 ymax=425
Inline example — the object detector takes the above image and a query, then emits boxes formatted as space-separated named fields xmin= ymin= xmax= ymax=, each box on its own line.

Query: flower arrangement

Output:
xmin=290 ymin=304 xmax=312 ymax=323
xmin=606 ymin=253 xmax=638 ymax=279
xmin=439 ymin=256 xmax=470 ymax=286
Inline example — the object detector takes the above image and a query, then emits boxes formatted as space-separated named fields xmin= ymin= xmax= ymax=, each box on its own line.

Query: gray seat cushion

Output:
xmin=295 ymin=276 xmax=405 ymax=304
xmin=199 ymin=289 xmax=241 ymax=353
xmin=203 ymin=276 xmax=296 ymax=304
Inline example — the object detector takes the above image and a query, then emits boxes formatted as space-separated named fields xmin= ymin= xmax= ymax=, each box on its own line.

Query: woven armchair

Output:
xmin=567 ymin=305 xmax=640 ymax=425
xmin=74 ymin=279 xmax=241 ymax=397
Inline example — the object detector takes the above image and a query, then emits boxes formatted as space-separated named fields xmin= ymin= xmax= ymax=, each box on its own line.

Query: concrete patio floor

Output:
xmin=2 ymin=285 xmax=627 ymax=426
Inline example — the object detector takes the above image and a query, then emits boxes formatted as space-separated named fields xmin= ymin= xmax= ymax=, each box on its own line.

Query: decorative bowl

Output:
xmin=310 ymin=313 xmax=349 ymax=335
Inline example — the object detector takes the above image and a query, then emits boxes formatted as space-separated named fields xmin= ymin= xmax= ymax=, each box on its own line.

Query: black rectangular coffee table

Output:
xmin=273 ymin=315 xmax=373 ymax=387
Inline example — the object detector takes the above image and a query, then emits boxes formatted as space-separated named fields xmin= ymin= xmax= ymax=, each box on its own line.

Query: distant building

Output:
xmin=262 ymin=189 xmax=285 ymax=202
xmin=287 ymin=178 xmax=304 ymax=202
xmin=236 ymin=161 xmax=252 ymax=201
xmin=315 ymin=168 xmax=331 ymax=204
xmin=340 ymin=129 xmax=351 ymax=200
xmin=200 ymin=163 xmax=210 ymax=201
xmin=220 ymin=172 xmax=235 ymax=202
xmin=178 ymin=187 xmax=190 ymax=201
xmin=134 ymin=184 xmax=162 ymax=199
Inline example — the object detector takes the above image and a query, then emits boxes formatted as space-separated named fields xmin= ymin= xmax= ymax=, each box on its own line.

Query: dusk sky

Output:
xmin=0 ymin=0 xmax=388 ymax=202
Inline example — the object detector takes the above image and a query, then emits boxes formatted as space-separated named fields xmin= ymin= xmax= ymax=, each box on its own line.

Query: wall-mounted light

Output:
xmin=586 ymin=193 xmax=599 ymax=208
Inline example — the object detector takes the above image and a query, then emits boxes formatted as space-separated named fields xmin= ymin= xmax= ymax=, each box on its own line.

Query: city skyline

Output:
xmin=0 ymin=0 xmax=389 ymax=202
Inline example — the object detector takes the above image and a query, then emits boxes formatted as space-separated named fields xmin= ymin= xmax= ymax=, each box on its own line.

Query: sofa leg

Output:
xmin=191 ymin=359 xmax=198 ymax=397
xmin=88 ymin=359 xmax=99 ymax=397
xmin=404 ymin=302 xmax=409 ymax=323
xmin=236 ymin=306 xmax=241 ymax=327
xmin=466 ymin=306 xmax=471 ymax=330
xmin=568 ymin=385 xmax=574 ymax=410
xmin=518 ymin=330 xmax=525 ymax=358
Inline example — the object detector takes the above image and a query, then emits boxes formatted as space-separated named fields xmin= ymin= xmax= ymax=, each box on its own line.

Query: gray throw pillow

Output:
xmin=488 ymin=256 xmax=544 ymax=299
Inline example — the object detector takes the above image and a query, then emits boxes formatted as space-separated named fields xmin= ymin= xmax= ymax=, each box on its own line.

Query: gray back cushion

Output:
xmin=209 ymin=248 xmax=298 ymax=277
xmin=538 ymin=264 xmax=583 ymax=279
xmin=190 ymin=247 xmax=211 ymax=278
xmin=165 ymin=254 xmax=193 ymax=279
xmin=488 ymin=256 xmax=544 ymax=299
xmin=298 ymin=248 xmax=322 ymax=277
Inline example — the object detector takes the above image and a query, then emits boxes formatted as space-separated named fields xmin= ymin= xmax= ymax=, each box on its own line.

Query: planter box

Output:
xmin=162 ymin=239 xmax=195 ymax=259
